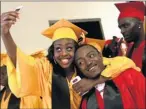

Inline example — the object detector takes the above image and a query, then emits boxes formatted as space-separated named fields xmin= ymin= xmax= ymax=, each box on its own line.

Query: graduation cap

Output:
xmin=0 ymin=53 xmax=7 ymax=66
xmin=42 ymin=19 xmax=88 ymax=42
xmin=85 ymin=38 xmax=105 ymax=53
xmin=30 ymin=50 xmax=47 ymax=58
xmin=115 ymin=1 xmax=145 ymax=21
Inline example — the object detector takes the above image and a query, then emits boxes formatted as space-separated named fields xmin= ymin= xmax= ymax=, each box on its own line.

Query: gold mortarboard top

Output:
xmin=30 ymin=49 xmax=47 ymax=58
xmin=85 ymin=38 xmax=105 ymax=53
xmin=42 ymin=19 xmax=88 ymax=42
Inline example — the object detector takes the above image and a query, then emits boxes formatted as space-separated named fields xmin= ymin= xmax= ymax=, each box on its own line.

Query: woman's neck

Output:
xmin=64 ymin=65 xmax=75 ymax=81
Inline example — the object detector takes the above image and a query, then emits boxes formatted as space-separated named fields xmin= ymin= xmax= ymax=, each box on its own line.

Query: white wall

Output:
xmin=1 ymin=2 xmax=123 ymax=53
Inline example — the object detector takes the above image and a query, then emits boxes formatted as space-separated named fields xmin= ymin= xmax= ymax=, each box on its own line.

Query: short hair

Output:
xmin=76 ymin=44 xmax=101 ymax=54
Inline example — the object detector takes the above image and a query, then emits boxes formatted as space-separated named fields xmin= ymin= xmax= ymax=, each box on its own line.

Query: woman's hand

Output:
xmin=1 ymin=11 xmax=19 ymax=35
xmin=73 ymin=76 xmax=110 ymax=95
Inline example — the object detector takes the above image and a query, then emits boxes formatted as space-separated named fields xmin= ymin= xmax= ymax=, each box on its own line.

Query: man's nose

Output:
xmin=86 ymin=59 xmax=92 ymax=66
xmin=121 ymin=28 xmax=126 ymax=35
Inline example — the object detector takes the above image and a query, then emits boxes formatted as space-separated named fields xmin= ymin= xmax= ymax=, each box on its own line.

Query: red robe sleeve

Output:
xmin=113 ymin=68 xmax=145 ymax=109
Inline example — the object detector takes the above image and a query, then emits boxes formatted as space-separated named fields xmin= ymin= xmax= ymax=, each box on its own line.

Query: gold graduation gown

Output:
xmin=0 ymin=89 xmax=42 ymax=109
xmin=6 ymin=47 xmax=139 ymax=109
xmin=1 ymin=91 xmax=12 ymax=109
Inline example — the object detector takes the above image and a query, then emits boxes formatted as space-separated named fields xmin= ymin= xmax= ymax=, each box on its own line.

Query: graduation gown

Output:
xmin=103 ymin=39 xmax=146 ymax=76
xmin=119 ymin=40 xmax=146 ymax=69
xmin=6 ymin=47 xmax=139 ymax=109
xmin=0 ymin=88 xmax=20 ymax=109
xmin=124 ymin=40 xmax=146 ymax=76
xmin=81 ymin=68 xmax=145 ymax=109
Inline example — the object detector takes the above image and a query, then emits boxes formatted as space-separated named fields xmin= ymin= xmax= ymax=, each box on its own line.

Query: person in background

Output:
xmin=0 ymin=52 xmax=45 ymax=109
xmin=0 ymin=64 xmax=20 ymax=109
xmin=102 ymin=1 xmax=146 ymax=76
xmin=75 ymin=44 xmax=145 ymax=109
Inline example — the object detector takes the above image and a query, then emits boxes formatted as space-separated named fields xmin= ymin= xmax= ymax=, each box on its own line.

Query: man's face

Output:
xmin=0 ymin=65 xmax=8 ymax=86
xmin=75 ymin=45 xmax=104 ymax=78
xmin=54 ymin=38 xmax=76 ymax=69
xmin=118 ymin=17 xmax=141 ymax=43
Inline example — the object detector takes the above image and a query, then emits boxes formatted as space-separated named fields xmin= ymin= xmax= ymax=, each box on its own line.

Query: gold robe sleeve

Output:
xmin=7 ymin=47 xmax=53 ymax=108
xmin=101 ymin=56 xmax=141 ymax=78
xmin=6 ymin=47 xmax=42 ymax=97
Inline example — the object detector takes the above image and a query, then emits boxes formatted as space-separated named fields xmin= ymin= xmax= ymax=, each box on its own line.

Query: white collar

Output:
xmin=95 ymin=83 xmax=105 ymax=92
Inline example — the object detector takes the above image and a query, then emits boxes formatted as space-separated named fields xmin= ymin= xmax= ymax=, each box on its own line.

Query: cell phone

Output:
xmin=71 ymin=76 xmax=89 ymax=96
xmin=71 ymin=76 xmax=81 ymax=85
xmin=15 ymin=6 xmax=23 ymax=12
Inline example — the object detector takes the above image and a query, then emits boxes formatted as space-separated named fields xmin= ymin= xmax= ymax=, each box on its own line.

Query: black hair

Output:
xmin=46 ymin=40 xmax=79 ymax=77
xmin=126 ymin=17 xmax=142 ymax=27
xmin=76 ymin=44 xmax=100 ymax=55
xmin=132 ymin=18 xmax=143 ymax=27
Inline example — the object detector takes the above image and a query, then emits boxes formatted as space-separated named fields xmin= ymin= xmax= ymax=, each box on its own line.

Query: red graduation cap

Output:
xmin=115 ymin=1 xmax=145 ymax=21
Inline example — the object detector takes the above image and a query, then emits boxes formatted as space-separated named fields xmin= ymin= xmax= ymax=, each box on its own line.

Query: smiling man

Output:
xmin=75 ymin=44 xmax=145 ymax=109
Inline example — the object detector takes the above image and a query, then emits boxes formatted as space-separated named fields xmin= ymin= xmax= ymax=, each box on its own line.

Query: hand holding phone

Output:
xmin=71 ymin=76 xmax=81 ymax=85
xmin=71 ymin=76 xmax=89 ymax=96
xmin=15 ymin=6 xmax=23 ymax=12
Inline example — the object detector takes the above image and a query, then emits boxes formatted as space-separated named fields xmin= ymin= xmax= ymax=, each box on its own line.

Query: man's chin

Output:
xmin=87 ymin=73 xmax=100 ymax=79
xmin=60 ymin=64 xmax=72 ymax=69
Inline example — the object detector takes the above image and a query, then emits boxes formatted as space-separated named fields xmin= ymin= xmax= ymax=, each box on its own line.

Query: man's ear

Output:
xmin=98 ymin=53 xmax=103 ymax=61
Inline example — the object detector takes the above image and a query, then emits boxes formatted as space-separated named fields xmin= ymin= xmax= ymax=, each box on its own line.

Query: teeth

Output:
xmin=89 ymin=66 xmax=95 ymax=71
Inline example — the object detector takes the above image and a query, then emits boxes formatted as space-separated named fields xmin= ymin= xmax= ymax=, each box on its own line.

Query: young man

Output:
xmin=75 ymin=44 xmax=145 ymax=109
xmin=103 ymin=1 xmax=146 ymax=76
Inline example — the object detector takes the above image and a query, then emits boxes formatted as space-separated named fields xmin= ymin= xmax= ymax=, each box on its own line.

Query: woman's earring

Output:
xmin=139 ymin=26 xmax=141 ymax=29
xmin=53 ymin=58 xmax=57 ymax=64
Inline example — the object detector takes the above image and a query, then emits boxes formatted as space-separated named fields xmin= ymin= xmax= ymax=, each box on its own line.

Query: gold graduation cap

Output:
xmin=85 ymin=38 xmax=105 ymax=52
xmin=42 ymin=19 xmax=88 ymax=42
xmin=0 ymin=53 xmax=7 ymax=66
xmin=30 ymin=50 xmax=47 ymax=58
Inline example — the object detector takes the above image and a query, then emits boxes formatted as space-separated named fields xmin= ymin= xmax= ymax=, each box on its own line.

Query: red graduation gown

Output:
xmin=113 ymin=68 xmax=145 ymax=109
xmin=126 ymin=40 xmax=145 ymax=69
xmin=105 ymin=39 xmax=145 ymax=69
xmin=104 ymin=39 xmax=146 ymax=76
xmin=81 ymin=68 xmax=145 ymax=109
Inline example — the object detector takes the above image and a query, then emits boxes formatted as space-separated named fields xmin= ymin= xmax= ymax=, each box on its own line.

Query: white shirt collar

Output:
xmin=95 ymin=83 xmax=105 ymax=92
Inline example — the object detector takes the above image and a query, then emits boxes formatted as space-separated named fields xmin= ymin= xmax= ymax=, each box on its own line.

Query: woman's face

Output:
xmin=54 ymin=38 xmax=76 ymax=69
